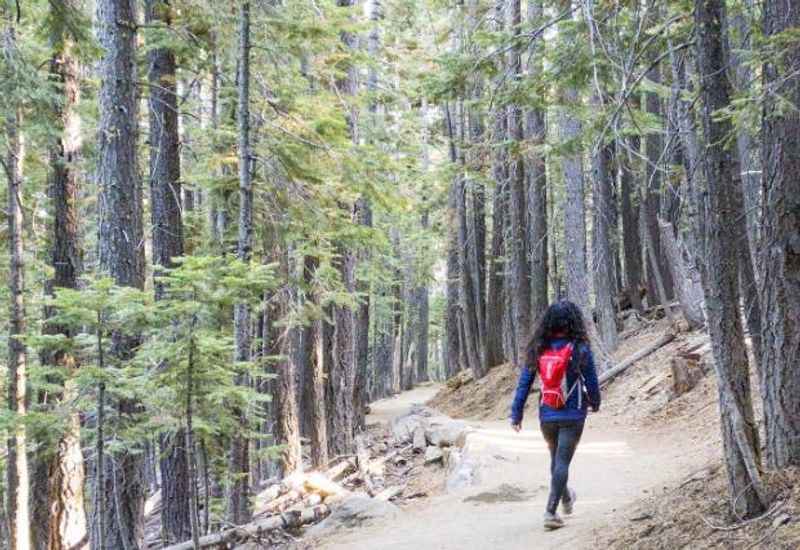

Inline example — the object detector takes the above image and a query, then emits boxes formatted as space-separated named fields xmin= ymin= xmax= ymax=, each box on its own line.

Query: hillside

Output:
xmin=428 ymin=319 xmax=800 ymax=548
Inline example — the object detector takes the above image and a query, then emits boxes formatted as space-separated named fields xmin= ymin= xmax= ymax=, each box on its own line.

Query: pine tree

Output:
xmin=760 ymin=0 xmax=800 ymax=469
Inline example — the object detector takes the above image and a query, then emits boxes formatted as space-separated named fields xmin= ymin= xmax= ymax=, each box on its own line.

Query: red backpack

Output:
xmin=538 ymin=343 xmax=582 ymax=409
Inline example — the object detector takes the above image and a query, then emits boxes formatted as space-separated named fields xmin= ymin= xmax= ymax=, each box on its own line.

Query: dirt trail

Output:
xmin=318 ymin=383 xmax=708 ymax=550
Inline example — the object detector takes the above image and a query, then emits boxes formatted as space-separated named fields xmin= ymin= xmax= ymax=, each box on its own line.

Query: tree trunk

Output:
xmin=730 ymin=3 xmax=760 ymax=269
xmin=666 ymin=41 xmax=705 ymax=260
xmin=506 ymin=0 xmax=531 ymax=366
xmin=144 ymin=0 xmax=191 ymax=543
xmin=760 ymin=0 xmax=800 ymax=469
xmin=94 ymin=0 xmax=147 ymax=546
xmin=591 ymin=131 xmax=619 ymax=350
xmin=454 ymin=99 xmax=486 ymax=379
xmin=42 ymin=4 xmax=89 ymax=547
xmin=326 ymin=0 xmax=360 ymax=455
xmin=353 ymin=198 xmax=372 ymax=430
xmin=352 ymin=0 xmax=377 ymax=427
xmin=695 ymin=0 xmax=766 ymax=518
xmin=444 ymin=103 xmax=462 ymax=378
xmin=619 ymin=136 xmax=644 ymax=312
xmin=5 ymin=19 xmax=30 ymax=549
xmin=330 ymin=245 xmax=356 ymax=455
xmin=229 ymin=0 xmax=253 ymax=525
xmin=560 ymin=86 xmax=589 ymax=317
xmin=658 ymin=219 xmax=705 ymax=328
xmin=304 ymin=256 xmax=329 ymax=468
xmin=318 ymin=300 xmax=337 ymax=444
xmin=642 ymin=206 xmax=677 ymax=323
xmin=416 ymin=100 xmax=431 ymax=383
xmin=486 ymin=0 xmax=507 ymax=369
xmin=643 ymin=56 xmax=674 ymax=304
xmin=526 ymin=0 xmax=548 ymax=322
xmin=275 ymin=265 xmax=302 ymax=476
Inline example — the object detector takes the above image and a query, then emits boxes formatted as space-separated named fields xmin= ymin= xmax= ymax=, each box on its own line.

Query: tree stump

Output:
xmin=671 ymin=353 xmax=709 ymax=397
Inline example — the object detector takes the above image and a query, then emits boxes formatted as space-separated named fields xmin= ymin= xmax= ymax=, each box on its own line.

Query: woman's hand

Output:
xmin=511 ymin=423 xmax=522 ymax=432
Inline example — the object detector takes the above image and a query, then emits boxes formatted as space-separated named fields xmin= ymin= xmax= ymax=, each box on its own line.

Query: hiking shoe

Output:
xmin=543 ymin=512 xmax=565 ymax=530
xmin=562 ymin=488 xmax=576 ymax=515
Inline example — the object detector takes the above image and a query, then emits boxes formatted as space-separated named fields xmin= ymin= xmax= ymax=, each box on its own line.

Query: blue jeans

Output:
xmin=540 ymin=420 xmax=585 ymax=514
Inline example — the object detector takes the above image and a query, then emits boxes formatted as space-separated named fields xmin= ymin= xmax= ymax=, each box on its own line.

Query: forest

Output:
xmin=0 ymin=0 xmax=799 ymax=548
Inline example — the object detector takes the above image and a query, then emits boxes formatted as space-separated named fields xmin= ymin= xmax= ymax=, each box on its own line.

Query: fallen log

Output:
xmin=162 ymin=505 xmax=330 ymax=550
xmin=599 ymin=332 xmax=676 ymax=386
xmin=260 ymin=489 xmax=303 ymax=515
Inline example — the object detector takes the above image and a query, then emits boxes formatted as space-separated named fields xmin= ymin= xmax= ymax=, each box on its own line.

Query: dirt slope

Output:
xmin=426 ymin=317 xmax=800 ymax=549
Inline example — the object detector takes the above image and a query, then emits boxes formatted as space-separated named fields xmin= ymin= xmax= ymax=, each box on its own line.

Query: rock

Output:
xmin=390 ymin=412 xmax=429 ymax=444
xmin=306 ymin=495 xmax=400 ymax=536
xmin=426 ymin=420 xmax=469 ymax=448
xmin=772 ymin=513 xmax=791 ymax=528
xmin=412 ymin=426 xmax=427 ymax=452
xmin=409 ymin=404 xmax=436 ymax=417
xmin=446 ymin=446 xmax=481 ymax=492
xmin=392 ymin=455 xmax=407 ymax=466
xmin=424 ymin=446 xmax=444 ymax=465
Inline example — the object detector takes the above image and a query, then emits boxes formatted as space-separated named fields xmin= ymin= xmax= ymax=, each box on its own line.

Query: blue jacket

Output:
xmin=510 ymin=338 xmax=601 ymax=425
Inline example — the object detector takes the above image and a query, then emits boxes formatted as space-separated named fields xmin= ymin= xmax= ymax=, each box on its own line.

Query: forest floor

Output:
xmin=300 ymin=319 xmax=800 ymax=549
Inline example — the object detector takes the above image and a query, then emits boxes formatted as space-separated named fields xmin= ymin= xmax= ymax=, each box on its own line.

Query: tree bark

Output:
xmin=229 ymin=0 xmax=253 ymax=525
xmin=455 ymin=98 xmax=486 ymax=379
xmin=304 ymin=256 xmax=329 ymax=468
xmin=619 ymin=136 xmax=644 ymax=312
xmin=526 ymin=0 xmax=548 ymax=323
xmin=560 ymin=86 xmax=589 ymax=318
xmin=486 ymin=0 xmax=508 ymax=369
xmin=444 ymin=104 xmax=462 ymax=378
xmin=144 ymin=0 xmax=191 ymax=543
xmin=326 ymin=0 xmax=360 ymax=455
xmin=658 ymin=219 xmax=705 ymax=328
xmin=42 ymin=3 xmax=89 ymax=547
xmin=506 ymin=0 xmax=531 ymax=366
xmin=94 ymin=0 xmax=147 ymax=546
xmin=760 ymin=0 xmax=800 ymax=469
xmin=275 ymin=268 xmax=302 ymax=477
xmin=643 ymin=54 xmax=674 ymax=304
xmin=4 ymin=18 xmax=30 ymax=550
xmin=416 ymin=100 xmax=431 ymax=383
xmin=329 ymin=245 xmax=356 ymax=455
xmin=314 ymin=306 xmax=335 ymax=457
xmin=695 ymin=0 xmax=766 ymax=518
xmin=591 ymin=130 xmax=619 ymax=350
xmin=666 ymin=41 xmax=705 ymax=261
xmin=730 ymin=2 xmax=761 ymax=269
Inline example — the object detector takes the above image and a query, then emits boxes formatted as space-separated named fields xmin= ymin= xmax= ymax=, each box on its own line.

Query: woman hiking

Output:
xmin=510 ymin=300 xmax=601 ymax=531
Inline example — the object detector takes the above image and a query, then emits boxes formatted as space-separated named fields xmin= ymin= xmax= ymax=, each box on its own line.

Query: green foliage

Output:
xmin=138 ymin=256 xmax=277 ymax=442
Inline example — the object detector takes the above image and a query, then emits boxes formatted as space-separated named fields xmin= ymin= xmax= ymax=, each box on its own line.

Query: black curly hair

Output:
xmin=525 ymin=300 xmax=589 ymax=370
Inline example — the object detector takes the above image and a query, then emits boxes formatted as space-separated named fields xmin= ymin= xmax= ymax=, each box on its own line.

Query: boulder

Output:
xmin=426 ymin=420 xmax=469 ymax=448
xmin=446 ymin=446 xmax=481 ymax=492
xmin=424 ymin=446 xmax=444 ymax=465
xmin=412 ymin=426 xmax=427 ymax=452
xmin=390 ymin=412 xmax=429 ymax=444
xmin=306 ymin=495 xmax=400 ymax=536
